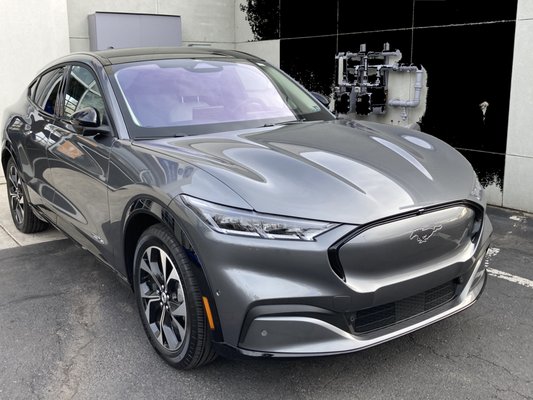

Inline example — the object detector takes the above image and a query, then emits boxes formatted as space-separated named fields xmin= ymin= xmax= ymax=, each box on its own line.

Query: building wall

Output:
xmin=503 ymin=2 xmax=533 ymax=212
xmin=67 ymin=0 xmax=236 ymax=52
xmin=236 ymin=39 xmax=280 ymax=67
xmin=0 ymin=0 xmax=70 ymax=126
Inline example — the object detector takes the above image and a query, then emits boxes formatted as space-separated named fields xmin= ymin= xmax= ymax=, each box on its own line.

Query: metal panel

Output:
xmin=88 ymin=12 xmax=182 ymax=51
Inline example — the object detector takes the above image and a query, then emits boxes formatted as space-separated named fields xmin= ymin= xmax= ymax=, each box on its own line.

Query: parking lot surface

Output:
xmin=0 ymin=206 xmax=532 ymax=400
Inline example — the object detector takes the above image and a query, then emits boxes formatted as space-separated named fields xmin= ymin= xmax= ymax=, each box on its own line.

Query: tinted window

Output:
xmin=63 ymin=65 xmax=106 ymax=122
xmin=34 ymin=68 xmax=65 ymax=115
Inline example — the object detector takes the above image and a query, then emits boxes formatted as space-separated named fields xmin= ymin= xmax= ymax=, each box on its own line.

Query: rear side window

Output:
xmin=34 ymin=68 xmax=65 ymax=115
xmin=28 ymin=80 xmax=38 ymax=101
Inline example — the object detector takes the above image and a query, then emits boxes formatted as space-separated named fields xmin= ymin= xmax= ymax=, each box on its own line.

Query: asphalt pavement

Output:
xmin=0 ymin=197 xmax=532 ymax=399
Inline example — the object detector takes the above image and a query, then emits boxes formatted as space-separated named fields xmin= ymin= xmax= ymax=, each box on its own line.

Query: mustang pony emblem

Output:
xmin=410 ymin=225 xmax=442 ymax=244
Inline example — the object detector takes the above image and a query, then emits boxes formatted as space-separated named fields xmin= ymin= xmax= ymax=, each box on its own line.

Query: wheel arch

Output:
xmin=122 ymin=196 xmax=176 ymax=286
xmin=123 ymin=210 xmax=161 ymax=286
xmin=1 ymin=144 xmax=15 ymax=174
xmin=121 ymin=195 xmax=224 ymax=341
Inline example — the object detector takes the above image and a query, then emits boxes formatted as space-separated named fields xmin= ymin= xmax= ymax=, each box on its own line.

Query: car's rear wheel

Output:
xmin=133 ymin=223 xmax=217 ymax=369
xmin=6 ymin=158 xmax=48 ymax=233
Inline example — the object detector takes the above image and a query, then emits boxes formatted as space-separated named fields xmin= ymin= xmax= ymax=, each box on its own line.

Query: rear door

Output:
xmin=46 ymin=63 xmax=115 ymax=263
xmin=15 ymin=67 xmax=67 ymax=223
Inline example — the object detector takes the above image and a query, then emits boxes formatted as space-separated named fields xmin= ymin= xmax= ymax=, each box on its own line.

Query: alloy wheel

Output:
xmin=7 ymin=164 xmax=25 ymax=226
xmin=138 ymin=246 xmax=187 ymax=351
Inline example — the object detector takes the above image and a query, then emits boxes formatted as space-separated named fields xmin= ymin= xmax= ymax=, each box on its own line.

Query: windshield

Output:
xmin=111 ymin=58 xmax=333 ymax=137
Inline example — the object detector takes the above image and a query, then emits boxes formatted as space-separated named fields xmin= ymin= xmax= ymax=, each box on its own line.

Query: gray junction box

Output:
xmin=88 ymin=12 xmax=182 ymax=51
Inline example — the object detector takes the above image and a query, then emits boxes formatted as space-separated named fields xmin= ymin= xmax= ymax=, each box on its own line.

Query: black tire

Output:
xmin=5 ymin=158 xmax=48 ymax=233
xmin=133 ymin=223 xmax=217 ymax=369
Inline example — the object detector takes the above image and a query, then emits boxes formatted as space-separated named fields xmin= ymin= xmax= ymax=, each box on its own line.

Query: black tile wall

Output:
xmin=280 ymin=0 xmax=337 ymax=38
xmin=280 ymin=36 xmax=337 ymax=94
xmin=339 ymin=0 xmax=414 ymax=33
xmin=414 ymin=0 xmax=518 ymax=27
xmin=414 ymin=22 xmax=515 ymax=154
xmin=458 ymin=149 xmax=505 ymax=190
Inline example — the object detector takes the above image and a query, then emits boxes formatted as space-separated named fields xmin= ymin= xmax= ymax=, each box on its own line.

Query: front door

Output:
xmin=46 ymin=64 xmax=115 ymax=263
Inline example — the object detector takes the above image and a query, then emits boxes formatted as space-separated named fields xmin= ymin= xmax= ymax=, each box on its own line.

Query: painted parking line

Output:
xmin=487 ymin=268 xmax=533 ymax=289
xmin=484 ymin=247 xmax=533 ymax=290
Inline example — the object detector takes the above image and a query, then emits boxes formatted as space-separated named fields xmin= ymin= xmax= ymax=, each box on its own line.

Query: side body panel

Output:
xmin=46 ymin=124 xmax=114 ymax=262
xmin=3 ymin=93 xmax=59 ymax=223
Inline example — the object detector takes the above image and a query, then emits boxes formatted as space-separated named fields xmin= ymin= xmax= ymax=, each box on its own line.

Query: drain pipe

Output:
xmin=388 ymin=66 xmax=424 ymax=108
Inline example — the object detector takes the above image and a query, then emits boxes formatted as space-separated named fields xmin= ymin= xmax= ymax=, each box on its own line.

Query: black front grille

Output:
xmin=350 ymin=281 xmax=457 ymax=334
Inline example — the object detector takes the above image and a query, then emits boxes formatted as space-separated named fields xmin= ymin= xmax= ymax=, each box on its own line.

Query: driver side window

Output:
xmin=63 ymin=65 xmax=106 ymax=123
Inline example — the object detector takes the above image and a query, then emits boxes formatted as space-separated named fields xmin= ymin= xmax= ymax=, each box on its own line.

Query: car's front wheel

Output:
xmin=5 ymin=158 xmax=48 ymax=233
xmin=133 ymin=223 xmax=217 ymax=369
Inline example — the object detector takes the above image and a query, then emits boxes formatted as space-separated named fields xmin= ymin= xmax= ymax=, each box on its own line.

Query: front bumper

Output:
xmin=236 ymin=254 xmax=487 ymax=357
xmin=177 ymin=200 xmax=492 ymax=357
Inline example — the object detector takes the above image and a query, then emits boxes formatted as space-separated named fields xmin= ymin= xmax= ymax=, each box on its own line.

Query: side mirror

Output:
xmin=72 ymin=107 xmax=100 ymax=128
xmin=71 ymin=107 xmax=111 ymax=136
xmin=311 ymin=91 xmax=331 ymax=108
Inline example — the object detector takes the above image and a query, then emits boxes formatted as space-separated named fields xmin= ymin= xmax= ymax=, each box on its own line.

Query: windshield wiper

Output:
xmin=133 ymin=134 xmax=184 ymax=140
xmin=263 ymin=118 xmax=306 ymax=128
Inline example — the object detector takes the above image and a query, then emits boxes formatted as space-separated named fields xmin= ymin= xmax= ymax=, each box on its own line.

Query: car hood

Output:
xmin=136 ymin=120 xmax=478 ymax=224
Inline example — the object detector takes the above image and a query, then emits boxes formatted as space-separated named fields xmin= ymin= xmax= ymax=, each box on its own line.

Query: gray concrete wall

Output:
xmin=503 ymin=0 xmax=533 ymax=212
xmin=0 ymin=0 xmax=70 ymax=128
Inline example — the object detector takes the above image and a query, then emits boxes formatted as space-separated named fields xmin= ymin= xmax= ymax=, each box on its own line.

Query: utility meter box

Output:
xmin=88 ymin=12 xmax=182 ymax=51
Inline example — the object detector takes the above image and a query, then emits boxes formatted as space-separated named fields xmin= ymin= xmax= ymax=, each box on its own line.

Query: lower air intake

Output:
xmin=351 ymin=281 xmax=457 ymax=334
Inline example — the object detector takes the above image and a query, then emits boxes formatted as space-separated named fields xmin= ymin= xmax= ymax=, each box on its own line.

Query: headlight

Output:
xmin=181 ymin=195 xmax=338 ymax=241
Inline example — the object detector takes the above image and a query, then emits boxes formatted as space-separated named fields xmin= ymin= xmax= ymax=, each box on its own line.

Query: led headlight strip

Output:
xmin=181 ymin=195 xmax=337 ymax=241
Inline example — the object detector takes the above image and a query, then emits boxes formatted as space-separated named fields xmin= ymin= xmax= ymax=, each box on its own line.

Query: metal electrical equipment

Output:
xmin=334 ymin=43 xmax=423 ymax=117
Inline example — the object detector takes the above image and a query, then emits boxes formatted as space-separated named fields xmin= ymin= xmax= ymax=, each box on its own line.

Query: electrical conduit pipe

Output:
xmin=388 ymin=67 xmax=424 ymax=108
